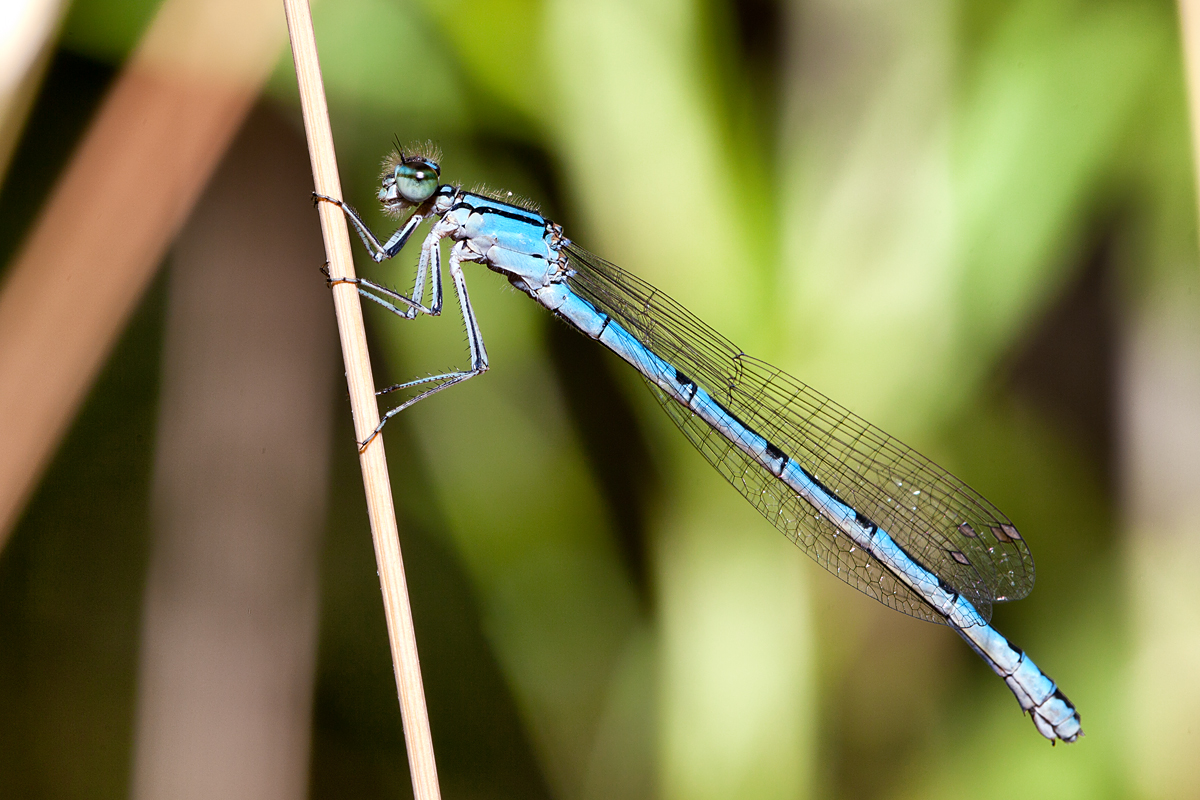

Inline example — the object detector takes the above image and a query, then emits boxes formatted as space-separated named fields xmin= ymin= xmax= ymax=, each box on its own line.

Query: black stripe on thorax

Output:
xmin=453 ymin=193 xmax=545 ymax=226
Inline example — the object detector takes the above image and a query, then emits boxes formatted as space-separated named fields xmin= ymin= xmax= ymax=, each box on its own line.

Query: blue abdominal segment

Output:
xmin=327 ymin=161 xmax=1083 ymax=744
xmin=550 ymin=279 xmax=1081 ymax=744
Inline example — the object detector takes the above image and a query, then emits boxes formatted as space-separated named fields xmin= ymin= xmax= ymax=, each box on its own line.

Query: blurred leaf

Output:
xmin=313 ymin=0 xmax=464 ymax=121
xmin=60 ymin=0 xmax=163 ymax=63
xmin=955 ymin=0 xmax=1164 ymax=369
xmin=420 ymin=0 xmax=545 ymax=125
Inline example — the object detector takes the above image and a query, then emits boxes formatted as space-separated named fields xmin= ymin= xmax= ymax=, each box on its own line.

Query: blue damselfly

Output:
xmin=316 ymin=145 xmax=1082 ymax=743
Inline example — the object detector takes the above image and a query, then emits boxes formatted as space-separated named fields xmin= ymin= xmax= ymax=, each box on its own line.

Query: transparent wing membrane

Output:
xmin=565 ymin=245 xmax=1034 ymax=623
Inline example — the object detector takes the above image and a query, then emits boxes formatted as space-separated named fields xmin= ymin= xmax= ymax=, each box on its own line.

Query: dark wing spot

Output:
xmin=990 ymin=525 xmax=1012 ymax=543
xmin=950 ymin=550 xmax=970 ymax=565
xmin=1001 ymin=523 xmax=1022 ymax=541
xmin=958 ymin=522 xmax=978 ymax=538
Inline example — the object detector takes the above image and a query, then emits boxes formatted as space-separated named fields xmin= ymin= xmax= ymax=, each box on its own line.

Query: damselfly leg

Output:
xmin=315 ymin=194 xmax=489 ymax=451
xmin=315 ymin=146 xmax=1082 ymax=741
xmin=314 ymin=193 xmax=435 ymax=318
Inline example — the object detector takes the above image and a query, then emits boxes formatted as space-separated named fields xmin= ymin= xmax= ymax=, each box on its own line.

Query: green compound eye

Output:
xmin=395 ymin=159 xmax=440 ymax=203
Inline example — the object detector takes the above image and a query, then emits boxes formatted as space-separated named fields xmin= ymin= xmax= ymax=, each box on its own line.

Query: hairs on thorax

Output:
xmin=469 ymin=183 xmax=540 ymax=212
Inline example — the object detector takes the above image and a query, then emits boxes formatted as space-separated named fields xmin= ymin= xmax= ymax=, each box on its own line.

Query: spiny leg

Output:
xmin=324 ymin=235 xmax=441 ymax=319
xmin=357 ymin=241 xmax=490 ymax=451
xmin=314 ymin=193 xmax=436 ymax=318
xmin=313 ymin=193 xmax=424 ymax=261
xmin=339 ymin=221 xmax=453 ymax=320
xmin=316 ymin=195 xmax=488 ymax=449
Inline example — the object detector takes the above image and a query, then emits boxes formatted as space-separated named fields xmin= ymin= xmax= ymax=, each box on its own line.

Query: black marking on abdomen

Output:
xmin=764 ymin=442 xmax=788 ymax=476
xmin=679 ymin=373 xmax=958 ymax=614
xmin=854 ymin=510 xmax=877 ymax=534
xmin=673 ymin=369 xmax=698 ymax=401
xmin=780 ymin=447 xmax=965 ymax=616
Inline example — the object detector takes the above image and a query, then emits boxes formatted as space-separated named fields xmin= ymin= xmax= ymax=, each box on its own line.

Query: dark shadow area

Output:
xmin=1003 ymin=214 xmax=1122 ymax=493
xmin=0 ymin=47 xmax=150 ymax=800
xmin=310 ymin=406 xmax=554 ymax=800
xmin=0 ymin=272 xmax=165 ymax=800
xmin=732 ymin=0 xmax=784 ymax=101
xmin=545 ymin=319 xmax=660 ymax=610
xmin=0 ymin=50 xmax=116 ymax=272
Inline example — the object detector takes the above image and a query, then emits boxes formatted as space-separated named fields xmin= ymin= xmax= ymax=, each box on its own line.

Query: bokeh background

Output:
xmin=2 ymin=0 xmax=1199 ymax=798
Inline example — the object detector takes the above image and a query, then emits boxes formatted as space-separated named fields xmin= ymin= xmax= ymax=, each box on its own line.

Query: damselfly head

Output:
xmin=379 ymin=144 xmax=442 ymax=214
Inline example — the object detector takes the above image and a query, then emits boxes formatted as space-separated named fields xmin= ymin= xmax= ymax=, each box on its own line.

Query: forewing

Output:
xmin=564 ymin=245 xmax=1034 ymax=621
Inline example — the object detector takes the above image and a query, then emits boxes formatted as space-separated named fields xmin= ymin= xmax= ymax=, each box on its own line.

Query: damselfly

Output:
xmin=316 ymin=144 xmax=1083 ymax=743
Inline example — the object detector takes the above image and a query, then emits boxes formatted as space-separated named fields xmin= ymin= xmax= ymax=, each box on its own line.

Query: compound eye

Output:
xmin=395 ymin=159 xmax=440 ymax=203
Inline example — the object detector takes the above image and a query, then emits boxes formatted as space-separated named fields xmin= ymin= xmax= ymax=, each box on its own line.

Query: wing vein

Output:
xmin=564 ymin=245 xmax=1035 ymax=622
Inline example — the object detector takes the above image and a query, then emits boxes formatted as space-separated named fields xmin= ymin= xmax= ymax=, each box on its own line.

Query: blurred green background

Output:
xmin=3 ymin=0 xmax=1199 ymax=798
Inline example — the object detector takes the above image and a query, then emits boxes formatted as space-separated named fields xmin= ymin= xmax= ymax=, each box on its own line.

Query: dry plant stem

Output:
xmin=282 ymin=2 xmax=442 ymax=799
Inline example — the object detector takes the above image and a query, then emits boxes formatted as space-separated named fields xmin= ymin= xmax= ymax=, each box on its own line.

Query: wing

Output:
xmin=563 ymin=244 xmax=1034 ymax=623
